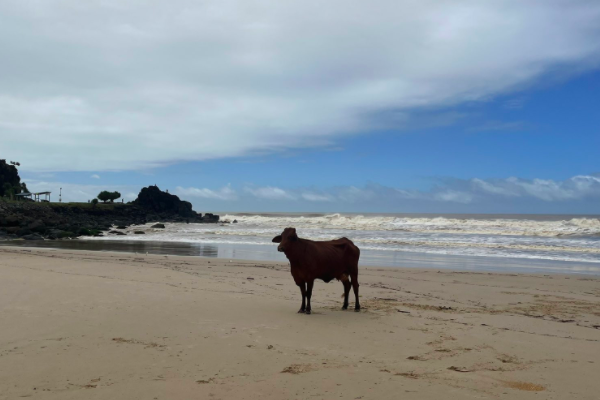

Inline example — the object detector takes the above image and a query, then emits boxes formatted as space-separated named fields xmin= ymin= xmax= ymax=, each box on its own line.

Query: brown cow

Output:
xmin=272 ymin=227 xmax=360 ymax=314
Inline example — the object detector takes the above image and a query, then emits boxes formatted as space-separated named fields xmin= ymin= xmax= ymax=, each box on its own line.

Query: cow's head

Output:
xmin=272 ymin=227 xmax=298 ymax=252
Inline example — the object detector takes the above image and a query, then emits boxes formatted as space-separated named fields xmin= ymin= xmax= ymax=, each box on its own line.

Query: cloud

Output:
xmin=233 ymin=175 xmax=600 ymax=206
xmin=466 ymin=120 xmax=526 ymax=132
xmin=504 ymin=97 xmax=526 ymax=109
xmin=245 ymin=186 xmax=296 ymax=200
xmin=434 ymin=190 xmax=474 ymax=204
xmin=336 ymin=186 xmax=378 ymax=203
xmin=175 ymin=184 xmax=237 ymax=201
xmin=472 ymin=175 xmax=600 ymax=202
xmin=91 ymin=174 xmax=100 ymax=179
xmin=2 ymin=1 xmax=600 ymax=171
xmin=301 ymin=192 xmax=334 ymax=202
xmin=239 ymin=175 xmax=600 ymax=205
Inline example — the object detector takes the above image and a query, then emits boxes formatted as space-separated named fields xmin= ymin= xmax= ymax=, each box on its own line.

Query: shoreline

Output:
xmin=216 ymin=210 xmax=600 ymax=219
xmin=2 ymin=238 xmax=600 ymax=276
xmin=1 ymin=246 xmax=599 ymax=399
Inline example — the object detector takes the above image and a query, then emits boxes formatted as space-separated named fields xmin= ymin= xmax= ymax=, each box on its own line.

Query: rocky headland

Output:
xmin=0 ymin=185 xmax=219 ymax=241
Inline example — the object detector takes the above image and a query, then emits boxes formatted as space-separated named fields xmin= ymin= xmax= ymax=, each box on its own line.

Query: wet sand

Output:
xmin=1 ymin=246 xmax=599 ymax=399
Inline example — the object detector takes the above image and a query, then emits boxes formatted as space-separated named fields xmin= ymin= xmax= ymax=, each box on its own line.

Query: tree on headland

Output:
xmin=97 ymin=191 xmax=121 ymax=203
xmin=0 ymin=159 xmax=26 ymax=199
xmin=111 ymin=191 xmax=122 ymax=202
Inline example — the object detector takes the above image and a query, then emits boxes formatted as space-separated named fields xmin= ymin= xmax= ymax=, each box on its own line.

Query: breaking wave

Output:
xmin=221 ymin=214 xmax=600 ymax=237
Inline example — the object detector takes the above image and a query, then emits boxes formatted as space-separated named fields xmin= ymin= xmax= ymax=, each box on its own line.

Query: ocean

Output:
xmin=75 ymin=212 xmax=600 ymax=275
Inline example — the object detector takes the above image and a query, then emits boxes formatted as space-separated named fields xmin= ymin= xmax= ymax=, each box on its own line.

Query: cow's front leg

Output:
xmin=298 ymin=282 xmax=307 ymax=313
xmin=305 ymin=280 xmax=314 ymax=315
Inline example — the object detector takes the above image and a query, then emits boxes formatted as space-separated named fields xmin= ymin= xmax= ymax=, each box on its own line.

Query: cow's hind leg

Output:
xmin=298 ymin=282 xmax=307 ymax=313
xmin=351 ymin=273 xmax=360 ymax=311
xmin=341 ymin=275 xmax=351 ymax=310
xmin=305 ymin=280 xmax=314 ymax=315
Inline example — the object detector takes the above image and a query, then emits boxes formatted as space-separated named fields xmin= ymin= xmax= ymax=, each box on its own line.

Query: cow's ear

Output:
xmin=272 ymin=235 xmax=282 ymax=243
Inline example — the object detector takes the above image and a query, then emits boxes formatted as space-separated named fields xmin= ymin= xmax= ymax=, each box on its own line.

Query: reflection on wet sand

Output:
xmin=1 ymin=240 xmax=219 ymax=258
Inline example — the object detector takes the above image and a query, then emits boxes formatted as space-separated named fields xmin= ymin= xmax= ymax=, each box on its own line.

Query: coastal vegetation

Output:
xmin=97 ymin=190 xmax=121 ymax=203
xmin=0 ymin=159 xmax=28 ymax=199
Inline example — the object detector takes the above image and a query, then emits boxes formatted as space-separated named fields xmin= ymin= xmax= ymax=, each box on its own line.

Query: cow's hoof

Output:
xmin=305 ymin=310 xmax=312 ymax=315
xmin=354 ymin=307 xmax=361 ymax=312
xmin=298 ymin=309 xmax=306 ymax=314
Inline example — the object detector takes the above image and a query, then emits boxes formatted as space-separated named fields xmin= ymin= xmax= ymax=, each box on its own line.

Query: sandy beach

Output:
xmin=1 ymin=246 xmax=599 ymax=399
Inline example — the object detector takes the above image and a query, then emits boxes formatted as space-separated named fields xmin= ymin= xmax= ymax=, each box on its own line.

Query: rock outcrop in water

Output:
xmin=131 ymin=185 xmax=219 ymax=223
xmin=133 ymin=185 xmax=195 ymax=217
xmin=0 ymin=185 xmax=219 ymax=240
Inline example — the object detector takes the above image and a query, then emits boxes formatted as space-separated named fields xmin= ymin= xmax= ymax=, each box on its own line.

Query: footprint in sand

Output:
xmin=281 ymin=364 xmax=315 ymax=374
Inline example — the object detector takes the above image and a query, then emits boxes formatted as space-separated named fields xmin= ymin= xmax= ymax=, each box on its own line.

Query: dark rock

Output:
xmin=5 ymin=226 xmax=20 ymax=234
xmin=79 ymin=228 xmax=102 ymax=236
xmin=58 ymin=231 xmax=75 ymax=239
xmin=109 ymin=230 xmax=126 ymax=235
xmin=22 ymin=233 xmax=44 ymax=241
xmin=134 ymin=231 xmax=145 ymax=234
xmin=46 ymin=229 xmax=62 ymax=240
xmin=16 ymin=228 xmax=32 ymax=236
xmin=233 ymin=219 xmax=238 ymax=223
xmin=132 ymin=185 xmax=195 ymax=217
xmin=203 ymin=213 xmax=220 ymax=223
xmin=151 ymin=223 xmax=165 ymax=229
xmin=28 ymin=219 xmax=46 ymax=233
xmin=3 ymin=215 xmax=20 ymax=227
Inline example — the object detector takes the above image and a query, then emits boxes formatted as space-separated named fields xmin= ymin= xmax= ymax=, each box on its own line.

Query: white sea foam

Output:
xmin=221 ymin=214 xmax=600 ymax=237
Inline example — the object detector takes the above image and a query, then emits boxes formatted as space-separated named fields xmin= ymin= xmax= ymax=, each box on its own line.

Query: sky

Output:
xmin=1 ymin=0 xmax=599 ymax=214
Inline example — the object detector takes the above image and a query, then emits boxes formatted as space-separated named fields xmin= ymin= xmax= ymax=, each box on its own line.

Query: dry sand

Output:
xmin=1 ymin=246 xmax=599 ymax=399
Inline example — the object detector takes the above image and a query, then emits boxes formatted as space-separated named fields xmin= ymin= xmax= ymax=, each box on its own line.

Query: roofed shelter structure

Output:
xmin=15 ymin=192 xmax=51 ymax=202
